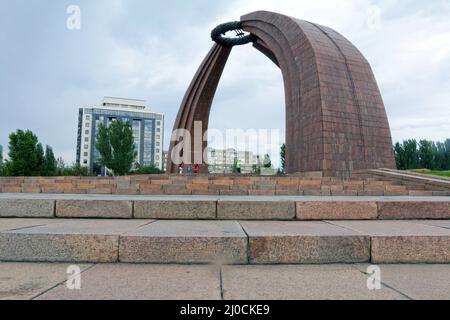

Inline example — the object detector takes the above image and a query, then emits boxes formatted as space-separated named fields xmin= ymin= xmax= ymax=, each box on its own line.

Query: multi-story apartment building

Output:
xmin=76 ymin=97 xmax=164 ymax=175
xmin=206 ymin=147 xmax=261 ymax=174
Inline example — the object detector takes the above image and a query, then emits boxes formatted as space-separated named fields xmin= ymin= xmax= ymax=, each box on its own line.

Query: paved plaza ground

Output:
xmin=1 ymin=263 xmax=449 ymax=300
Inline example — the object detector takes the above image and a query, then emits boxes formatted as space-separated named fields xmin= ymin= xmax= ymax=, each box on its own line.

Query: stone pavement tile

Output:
xmin=354 ymin=264 xmax=450 ymax=300
xmin=296 ymin=201 xmax=378 ymax=220
xmin=413 ymin=220 xmax=450 ymax=230
xmin=222 ymin=265 xmax=406 ymax=300
xmin=119 ymin=221 xmax=247 ymax=264
xmin=328 ymin=221 xmax=450 ymax=263
xmin=0 ymin=199 xmax=55 ymax=218
xmin=134 ymin=199 xmax=216 ymax=219
xmin=0 ymin=263 xmax=92 ymax=300
xmin=0 ymin=219 xmax=60 ymax=232
xmin=217 ymin=200 xmax=295 ymax=220
xmin=377 ymin=201 xmax=450 ymax=219
xmin=56 ymin=200 xmax=133 ymax=218
xmin=0 ymin=220 xmax=152 ymax=263
xmin=36 ymin=264 xmax=221 ymax=300
xmin=240 ymin=221 xmax=370 ymax=264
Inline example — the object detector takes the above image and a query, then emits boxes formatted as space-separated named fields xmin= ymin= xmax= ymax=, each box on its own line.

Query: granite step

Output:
xmin=0 ymin=218 xmax=449 ymax=264
xmin=0 ymin=194 xmax=449 ymax=220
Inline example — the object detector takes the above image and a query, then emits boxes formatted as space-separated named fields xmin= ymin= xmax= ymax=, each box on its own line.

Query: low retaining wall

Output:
xmin=0 ymin=174 xmax=448 ymax=196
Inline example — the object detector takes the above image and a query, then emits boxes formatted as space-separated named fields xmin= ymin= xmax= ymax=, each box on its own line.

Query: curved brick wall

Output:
xmin=167 ymin=11 xmax=395 ymax=177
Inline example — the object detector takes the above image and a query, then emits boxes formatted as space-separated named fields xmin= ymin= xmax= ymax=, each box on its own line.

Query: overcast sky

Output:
xmin=0 ymin=0 xmax=449 ymax=166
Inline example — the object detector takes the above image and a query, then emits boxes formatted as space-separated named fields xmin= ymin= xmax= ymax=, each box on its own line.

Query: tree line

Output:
xmin=0 ymin=129 xmax=90 ymax=177
xmin=394 ymin=139 xmax=450 ymax=170
xmin=0 ymin=122 xmax=163 ymax=177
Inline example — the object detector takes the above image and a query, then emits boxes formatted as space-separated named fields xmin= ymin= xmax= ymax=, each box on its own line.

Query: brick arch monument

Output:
xmin=167 ymin=11 xmax=395 ymax=177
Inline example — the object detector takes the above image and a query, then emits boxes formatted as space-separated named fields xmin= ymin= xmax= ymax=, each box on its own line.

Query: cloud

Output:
xmin=0 ymin=0 xmax=449 ymax=168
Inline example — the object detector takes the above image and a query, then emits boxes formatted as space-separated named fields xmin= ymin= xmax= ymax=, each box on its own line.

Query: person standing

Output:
xmin=179 ymin=165 xmax=184 ymax=174
xmin=194 ymin=163 xmax=200 ymax=174
xmin=236 ymin=162 xmax=241 ymax=174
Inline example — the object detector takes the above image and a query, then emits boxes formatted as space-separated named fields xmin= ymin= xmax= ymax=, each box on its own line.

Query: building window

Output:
xmin=85 ymin=130 xmax=89 ymax=135
xmin=84 ymin=152 xmax=88 ymax=157
xmin=156 ymin=142 xmax=160 ymax=147
xmin=84 ymin=144 xmax=89 ymax=150
xmin=86 ymin=115 xmax=90 ymax=120
xmin=83 ymin=160 xmax=88 ymax=164
xmin=84 ymin=137 xmax=89 ymax=142
xmin=132 ymin=120 xmax=141 ymax=161
xmin=157 ymin=121 xmax=161 ymax=126
xmin=156 ymin=128 xmax=161 ymax=132
xmin=143 ymin=120 xmax=154 ymax=164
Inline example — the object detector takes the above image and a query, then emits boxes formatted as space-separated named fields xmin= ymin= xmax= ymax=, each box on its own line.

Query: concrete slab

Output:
xmin=119 ymin=221 xmax=248 ymax=264
xmin=296 ymin=201 xmax=378 ymax=220
xmin=56 ymin=200 xmax=133 ymax=218
xmin=0 ymin=219 xmax=59 ymax=232
xmin=240 ymin=221 xmax=370 ymax=264
xmin=0 ymin=199 xmax=54 ymax=218
xmin=217 ymin=200 xmax=295 ymax=220
xmin=377 ymin=201 xmax=450 ymax=219
xmin=134 ymin=200 xmax=216 ymax=219
xmin=0 ymin=219 xmax=151 ymax=263
xmin=222 ymin=265 xmax=406 ymax=300
xmin=355 ymin=264 xmax=450 ymax=300
xmin=328 ymin=220 xmax=450 ymax=263
xmin=2 ymin=193 xmax=449 ymax=202
xmin=0 ymin=263 xmax=92 ymax=300
xmin=413 ymin=220 xmax=450 ymax=230
xmin=36 ymin=264 xmax=221 ymax=300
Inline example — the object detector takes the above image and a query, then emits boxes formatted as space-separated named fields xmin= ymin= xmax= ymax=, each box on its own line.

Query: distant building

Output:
xmin=206 ymin=148 xmax=260 ymax=174
xmin=76 ymin=97 xmax=164 ymax=175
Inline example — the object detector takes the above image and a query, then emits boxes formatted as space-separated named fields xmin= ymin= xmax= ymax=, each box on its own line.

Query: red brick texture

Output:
xmin=0 ymin=175 xmax=448 ymax=196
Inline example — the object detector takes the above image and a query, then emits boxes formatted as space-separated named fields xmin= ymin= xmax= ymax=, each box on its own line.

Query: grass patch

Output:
xmin=410 ymin=170 xmax=450 ymax=178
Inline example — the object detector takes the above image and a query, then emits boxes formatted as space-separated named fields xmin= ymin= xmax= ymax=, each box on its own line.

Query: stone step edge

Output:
xmin=1 ymin=220 xmax=449 ymax=264
xmin=368 ymin=169 xmax=450 ymax=188
xmin=0 ymin=197 xmax=449 ymax=220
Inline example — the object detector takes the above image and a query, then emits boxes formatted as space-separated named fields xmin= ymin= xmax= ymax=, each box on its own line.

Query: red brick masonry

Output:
xmin=167 ymin=11 xmax=396 ymax=176
xmin=0 ymin=174 xmax=448 ymax=196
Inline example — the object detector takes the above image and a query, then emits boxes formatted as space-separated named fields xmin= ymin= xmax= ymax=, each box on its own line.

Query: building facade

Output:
xmin=206 ymin=147 xmax=261 ymax=174
xmin=76 ymin=97 xmax=164 ymax=175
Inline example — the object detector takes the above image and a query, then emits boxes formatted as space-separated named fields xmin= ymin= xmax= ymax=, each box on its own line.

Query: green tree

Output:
xmin=444 ymin=139 xmax=450 ymax=170
xmin=394 ymin=142 xmax=405 ymax=170
xmin=263 ymin=154 xmax=272 ymax=168
xmin=43 ymin=145 xmax=57 ymax=176
xmin=280 ymin=143 xmax=286 ymax=173
xmin=95 ymin=121 xmax=136 ymax=176
xmin=418 ymin=140 xmax=435 ymax=169
xmin=8 ymin=130 xmax=44 ymax=176
xmin=403 ymin=140 xmax=419 ymax=169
